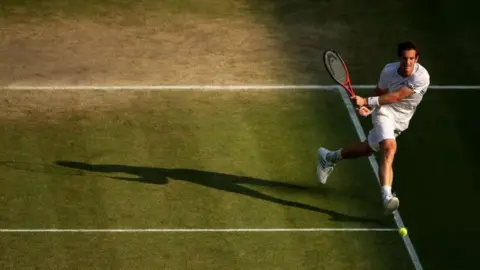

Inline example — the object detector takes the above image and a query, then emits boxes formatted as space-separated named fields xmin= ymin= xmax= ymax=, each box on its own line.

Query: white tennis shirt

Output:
xmin=373 ymin=61 xmax=430 ymax=132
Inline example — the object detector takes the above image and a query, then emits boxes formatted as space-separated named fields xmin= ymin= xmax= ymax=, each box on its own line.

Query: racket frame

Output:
xmin=323 ymin=49 xmax=356 ymax=97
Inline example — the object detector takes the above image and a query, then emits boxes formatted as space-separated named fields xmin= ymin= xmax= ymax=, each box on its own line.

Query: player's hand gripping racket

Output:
xmin=323 ymin=49 xmax=372 ymax=117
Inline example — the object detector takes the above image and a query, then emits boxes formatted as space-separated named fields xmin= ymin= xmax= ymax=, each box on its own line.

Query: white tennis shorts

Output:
xmin=367 ymin=115 xmax=401 ymax=152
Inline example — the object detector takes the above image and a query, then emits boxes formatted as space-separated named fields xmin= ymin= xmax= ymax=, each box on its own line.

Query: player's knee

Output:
xmin=380 ymin=139 xmax=396 ymax=159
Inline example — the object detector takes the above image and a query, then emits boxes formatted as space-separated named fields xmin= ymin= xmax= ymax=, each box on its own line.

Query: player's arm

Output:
xmin=353 ymin=87 xmax=414 ymax=108
xmin=366 ymin=70 xmax=430 ymax=106
xmin=356 ymin=86 xmax=387 ymax=117
xmin=373 ymin=86 xmax=388 ymax=97
xmin=365 ymin=86 xmax=387 ymax=97
xmin=373 ymin=86 xmax=414 ymax=105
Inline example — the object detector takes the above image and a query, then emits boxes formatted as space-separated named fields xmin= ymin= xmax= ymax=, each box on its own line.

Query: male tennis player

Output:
xmin=317 ymin=41 xmax=430 ymax=215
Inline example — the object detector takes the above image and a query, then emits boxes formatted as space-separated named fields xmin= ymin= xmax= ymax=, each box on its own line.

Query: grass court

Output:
xmin=1 ymin=0 xmax=479 ymax=269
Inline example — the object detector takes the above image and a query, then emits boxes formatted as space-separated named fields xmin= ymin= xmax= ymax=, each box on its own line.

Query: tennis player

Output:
xmin=317 ymin=41 xmax=430 ymax=215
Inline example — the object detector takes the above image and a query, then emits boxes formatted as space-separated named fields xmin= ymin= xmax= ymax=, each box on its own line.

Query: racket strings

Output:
xmin=325 ymin=52 xmax=348 ymax=84
xmin=323 ymin=50 xmax=355 ymax=96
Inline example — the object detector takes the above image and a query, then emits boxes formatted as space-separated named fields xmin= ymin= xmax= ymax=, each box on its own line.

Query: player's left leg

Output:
xmin=378 ymin=138 xmax=399 ymax=214
xmin=366 ymin=117 xmax=401 ymax=214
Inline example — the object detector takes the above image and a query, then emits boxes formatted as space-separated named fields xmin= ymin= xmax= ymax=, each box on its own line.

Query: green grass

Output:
xmin=0 ymin=90 xmax=411 ymax=269
xmin=1 ymin=0 xmax=480 ymax=269
xmin=2 ymin=233 xmax=409 ymax=269
xmin=0 ymin=0 xmax=248 ymax=23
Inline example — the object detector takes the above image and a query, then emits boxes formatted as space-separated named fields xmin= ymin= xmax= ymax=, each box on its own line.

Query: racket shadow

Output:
xmin=54 ymin=160 xmax=386 ymax=225
xmin=0 ymin=160 xmax=85 ymax=176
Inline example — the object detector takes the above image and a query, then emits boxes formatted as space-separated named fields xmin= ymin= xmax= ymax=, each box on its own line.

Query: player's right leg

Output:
xmin=316 ymin=141 xmax=374 ymax=184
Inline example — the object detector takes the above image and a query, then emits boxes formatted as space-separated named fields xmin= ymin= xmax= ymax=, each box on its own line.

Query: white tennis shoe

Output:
xmin=383 ymin=194 xmax=400 ymax=215
xmin=316 ymin=147 xmax=335 ymax=184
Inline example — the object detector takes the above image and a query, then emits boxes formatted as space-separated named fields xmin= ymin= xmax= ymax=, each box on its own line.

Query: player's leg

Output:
xmin=317 ymin=115 xmax=400 ymax=214
xmin=378 ymin=138 xmax=399 ymax=214
xmin=339 ymin=140 xmax=375 ymax=159
xmin=316 ymin=141 xmax=374 ymax=184
xmin=367 ymin=119 xmax=400 ymax=214
xmin=378 ymin=139 xmax=396 ymax=192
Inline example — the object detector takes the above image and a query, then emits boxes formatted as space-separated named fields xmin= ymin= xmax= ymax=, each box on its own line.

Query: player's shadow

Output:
xmin=55 ymin=160 xmax=383 ymax=225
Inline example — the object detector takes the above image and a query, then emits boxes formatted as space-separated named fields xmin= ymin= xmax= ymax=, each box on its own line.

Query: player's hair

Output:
xmin=397 ymin=41 xmax=419 ymax=57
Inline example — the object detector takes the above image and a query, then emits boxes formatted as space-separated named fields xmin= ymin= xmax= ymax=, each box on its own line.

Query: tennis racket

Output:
xmin=323 ymin=49 xmax=372 ymax=116
xmin=323 ymin=49 xmax=356 ymax=97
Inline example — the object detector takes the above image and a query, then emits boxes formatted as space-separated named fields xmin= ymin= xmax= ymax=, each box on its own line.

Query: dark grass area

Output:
xmin=404 ymin=0 xmax=479 ymax=85
xmin=393 ymin=90 xmax=480 ymax=270
xmin=354 ymin=89 xmax=480 ymax=270
xmin=243 ymin=1 xmax=480 ymax=269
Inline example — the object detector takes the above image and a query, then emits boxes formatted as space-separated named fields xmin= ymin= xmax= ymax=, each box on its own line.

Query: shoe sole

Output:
xmin=316 ymin=164 xmax=326 ymax=184
xmin=316 ymin=148 xmax=331 ymax=184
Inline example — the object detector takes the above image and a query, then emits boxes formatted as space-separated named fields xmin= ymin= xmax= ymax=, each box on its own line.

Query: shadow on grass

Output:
xmin=53 ymin=160 xmax=385 ymax=225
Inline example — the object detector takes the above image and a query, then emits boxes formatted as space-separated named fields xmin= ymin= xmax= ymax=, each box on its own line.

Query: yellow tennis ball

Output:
xmin=399 ymin=227 xmax=408 ymax=236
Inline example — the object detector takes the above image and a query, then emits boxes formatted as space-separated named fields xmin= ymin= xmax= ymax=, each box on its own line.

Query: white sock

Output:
xmin=381 ymin=185 xmax=392 ymax=199
xmin=326 ymin=149 xmax=343 ymax=163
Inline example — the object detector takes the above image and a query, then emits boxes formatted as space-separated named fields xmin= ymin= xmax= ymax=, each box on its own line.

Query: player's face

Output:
xmin=399 ymin=49 xmax=418 ymax=76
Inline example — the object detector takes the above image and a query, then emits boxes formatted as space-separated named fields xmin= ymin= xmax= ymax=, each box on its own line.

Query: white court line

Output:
xmin=1 ymin=84 xmax=480 ymax=90
xmin=0 ymin=228 xmax=397 ymax=233
xmin=338 ymin=88 xmax=423 ymax=270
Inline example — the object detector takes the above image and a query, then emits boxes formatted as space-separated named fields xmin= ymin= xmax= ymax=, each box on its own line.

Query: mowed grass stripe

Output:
xmin=54 ymin=91 xmax=209 ymax=229
xmin=0 ymin=90 xmax=411 ymax=269
xmin=142 ymin=91 xmax=408 ymax=267
xmin=0 ymin=126 xmax=71 ymax=268
xmin=32 ymin=108 xmax=118 ymax=268
xmin=1 ymin=232 xmax=411 ymax=269
xmin=0 ymin=90 xmax=389 ymax=227
xmin=186 ymin=91 xmax=320 ymax=259
xmin=0 ymin=128 xmax=55 ymax=228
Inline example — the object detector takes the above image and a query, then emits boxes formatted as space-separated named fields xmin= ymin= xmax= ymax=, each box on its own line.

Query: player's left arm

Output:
xmin=376 ymin=87 xmax=414 ymax=105
xmin=353 ymin=87 xmax=413 ymax=107
xmin=356 ymin=73 xmax=430 ymax=107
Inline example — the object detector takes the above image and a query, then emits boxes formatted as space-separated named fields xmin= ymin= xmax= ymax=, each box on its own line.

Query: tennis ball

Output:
xmin=399 ymin=227 xmax=408 ymax=236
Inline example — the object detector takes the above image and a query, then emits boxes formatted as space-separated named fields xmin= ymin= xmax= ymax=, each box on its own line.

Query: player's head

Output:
xmin=397 ymin=41 xmax=419 ymax=76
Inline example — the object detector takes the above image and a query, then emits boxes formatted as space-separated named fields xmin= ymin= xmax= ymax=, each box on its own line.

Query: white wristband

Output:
xmin=367 ymin=97 xmax=380 ymax=107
